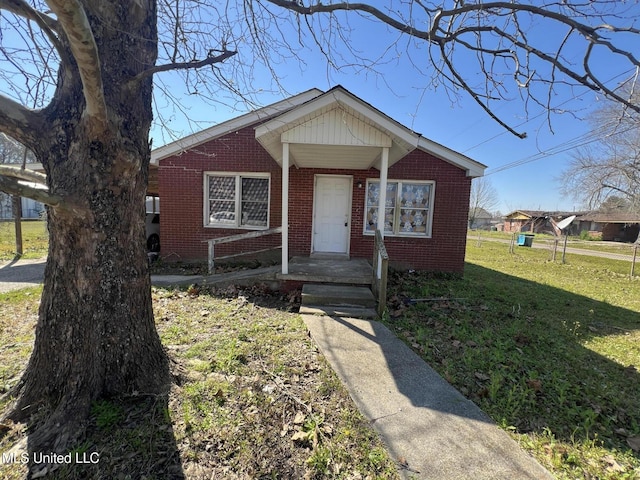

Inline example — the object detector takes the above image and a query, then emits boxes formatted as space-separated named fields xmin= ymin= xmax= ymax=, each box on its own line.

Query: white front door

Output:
xmin=313 ymin=175 xmax=352 ymax=254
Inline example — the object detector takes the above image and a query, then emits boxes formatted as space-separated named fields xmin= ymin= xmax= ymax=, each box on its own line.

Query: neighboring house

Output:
xmin=0 ymin=193 xmax=44 ymax=220
xmin=575 ymin=212 xmax=640 ymax=242
xmin=503 ymin=210 xmax=585 ymax=236
xmin=153 ymin=86 xmax=486 ymax=274
xmin=468 ymin=207 xmax=493 ymax=230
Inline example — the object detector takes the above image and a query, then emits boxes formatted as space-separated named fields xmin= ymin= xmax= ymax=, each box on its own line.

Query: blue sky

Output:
xmin=149 ymin=3 xmax=639 ymax=215
xmin=2 ymin=2 xmax=636 ymax=215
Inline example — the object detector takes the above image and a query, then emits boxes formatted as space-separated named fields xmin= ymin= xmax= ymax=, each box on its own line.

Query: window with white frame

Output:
xmin=364 ymin=180 xmax=434 ymax=236
xmin=204 ymin=173 xmax=270 ymax=228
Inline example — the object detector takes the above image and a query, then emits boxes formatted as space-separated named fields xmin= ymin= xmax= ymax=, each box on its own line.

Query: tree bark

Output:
xmin=6 ymin=1 xmax=170 ymax=453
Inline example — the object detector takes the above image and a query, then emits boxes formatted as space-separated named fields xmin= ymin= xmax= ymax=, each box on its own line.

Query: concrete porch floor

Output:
xmin=278 ymin=256 xmax=373 ymax=285
xmin=152 ymin=255 xmax=374 ymax=290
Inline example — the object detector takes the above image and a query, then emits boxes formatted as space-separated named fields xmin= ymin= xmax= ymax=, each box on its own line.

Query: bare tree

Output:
xmin=0 ymin=1 xmax=238 ymax=456
xmin=1 ymin=0 xmax=639 ymax=459
xmin=561 ymin=85 xmax=640 ymax=213
xmin=257 ymin=0 xmax=640 ymax=137
xmin=469 ymin=177 xmax=500 ymax=229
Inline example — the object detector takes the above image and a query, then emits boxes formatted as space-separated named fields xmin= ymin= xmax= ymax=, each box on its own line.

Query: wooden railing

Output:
xmin=371 ymin=229 xmax=389 ymax=316
xmin=204 ymin=227 xmax=282 ymax=274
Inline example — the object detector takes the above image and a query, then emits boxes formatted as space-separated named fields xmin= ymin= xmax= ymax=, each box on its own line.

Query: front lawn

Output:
xmin=386 ymin=241 xmax=640 ymax=479
xmin=0 ymin=285 xmax=399 ymax=479
xmin=0 ymin=220 xmax=48 ymax=261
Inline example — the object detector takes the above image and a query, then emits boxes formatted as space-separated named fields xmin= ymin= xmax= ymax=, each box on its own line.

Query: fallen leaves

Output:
xmin=602 ymin=454 xmax=626 ymax=473
xmin=526 ymin=378 xmax=543 ymax=393
xmin=627 ymin=436 xmax=640 ymax=452
xmin=293 ymin=411 xmax=306 ymax=425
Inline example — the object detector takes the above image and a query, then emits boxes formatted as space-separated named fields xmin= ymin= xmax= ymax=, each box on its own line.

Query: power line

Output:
xmin=460 ymin=69 xmax=637 ymax=155
xmin=484 ymin=121 xmax=637 ymax=176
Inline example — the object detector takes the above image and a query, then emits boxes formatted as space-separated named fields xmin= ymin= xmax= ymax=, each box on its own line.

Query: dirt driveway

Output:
xmin=0 ymin=257 xmax=46 ymax=293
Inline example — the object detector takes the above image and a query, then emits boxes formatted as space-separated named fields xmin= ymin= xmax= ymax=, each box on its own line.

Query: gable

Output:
xmin=255 ymin=88 xmax=415 ymax=170
xmin=282 ymin=106 xmax=392 ymax=147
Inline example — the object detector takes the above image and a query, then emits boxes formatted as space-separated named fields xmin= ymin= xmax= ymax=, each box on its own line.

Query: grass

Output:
xmin=385 ymin=241 xmax=640 ymax=479
xmin=471 ymin=229 xmax=640 ymax=256
xmin=3 ymin=233 xmax=640 ymax=478
xmin=0 ymin=286 xmax=399 ymax=479
xmin=0 ymin=220 xmax=49 ymax=260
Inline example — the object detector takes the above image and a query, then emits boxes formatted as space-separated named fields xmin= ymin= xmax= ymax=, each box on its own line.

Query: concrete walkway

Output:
xmin=302 ymin=314 xmax=553 ymax=479
xmin=0 ymin=258 xmax=47 ymax=293
xmin=0 ymin=258 xmax=215 ymax=293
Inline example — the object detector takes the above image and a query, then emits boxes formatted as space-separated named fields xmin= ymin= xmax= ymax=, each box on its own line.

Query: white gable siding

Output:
xmin=281 ymin=107 xmax=392 ymax=147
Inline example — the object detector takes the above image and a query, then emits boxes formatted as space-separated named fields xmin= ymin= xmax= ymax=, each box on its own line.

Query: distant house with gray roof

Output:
xmin=575 ymin=212 xmax=640 ymax=242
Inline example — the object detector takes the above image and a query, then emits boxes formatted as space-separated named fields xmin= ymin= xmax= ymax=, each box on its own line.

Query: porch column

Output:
xmin=376 ymin=147 xmax=390 ymax=236
xmin=376 ymin=147 xmax=390 ymax=279
xmin=281 ymin=142 xmax=290 ymax=275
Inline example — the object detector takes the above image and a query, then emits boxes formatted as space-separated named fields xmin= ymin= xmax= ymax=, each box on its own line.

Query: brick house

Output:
xmin=575 ymin=212 xmax=640 ymax=242
xmin=153 ymin=86 xmax=485 ymax=274
xmin=503 ymin=210 xmax=585 ymax=236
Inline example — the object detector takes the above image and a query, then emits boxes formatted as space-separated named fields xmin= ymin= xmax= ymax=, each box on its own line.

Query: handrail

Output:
xmin=372 ymin=229 xmax=389 ymax=316
xmin=203 ymin=227 xmax=282 ymax=274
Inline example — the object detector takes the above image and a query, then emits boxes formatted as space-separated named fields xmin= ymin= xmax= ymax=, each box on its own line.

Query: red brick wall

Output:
xmin=159 ymin=126 xmax=471 ymax=273
xmin=159 ymin=126 xmax=282 ymax=261
xmin=504 ymin=219 xmax=528 ymax=233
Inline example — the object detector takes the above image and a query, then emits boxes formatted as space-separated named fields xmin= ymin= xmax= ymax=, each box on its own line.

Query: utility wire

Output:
xmin=484 ymin=121 xmax=637 ymax=176
xmin=459 ymin=69 xmax=636 ymax=155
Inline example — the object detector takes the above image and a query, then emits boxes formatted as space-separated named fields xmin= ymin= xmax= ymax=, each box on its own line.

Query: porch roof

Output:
xmin=255 ymin=87 xmax=416 ymax=170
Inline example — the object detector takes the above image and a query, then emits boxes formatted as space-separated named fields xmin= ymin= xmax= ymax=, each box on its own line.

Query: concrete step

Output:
xmin=299 ymin=305 xmax=378 ymax=319
xmin=301 ymin=284 xmax=376 ymax=309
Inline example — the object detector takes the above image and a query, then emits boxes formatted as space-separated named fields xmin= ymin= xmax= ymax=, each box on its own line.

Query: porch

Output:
xmin=278 ymin=256 xmax=372 ymax=285
xmin=154 ymin=255 xmax=374 ymax=288
xmin=154 ymin=255 xmax=384 ymax=318
xmin=200 ymin=232 xmax=387 ymax=316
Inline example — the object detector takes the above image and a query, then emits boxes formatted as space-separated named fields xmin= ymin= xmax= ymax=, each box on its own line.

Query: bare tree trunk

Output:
xmin=6 ymin=1 xmax=170 ymax=453
xmin=9 ymin=138 xmax=169 ymax=449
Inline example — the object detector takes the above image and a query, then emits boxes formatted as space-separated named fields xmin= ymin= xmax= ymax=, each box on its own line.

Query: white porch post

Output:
xmin=377 ymin=147 xmax=389 ymax=235
xmin=281 ymin=142 xmax=290 ymax=275
xmin=376 ymin=147 xmax=389 ymax=278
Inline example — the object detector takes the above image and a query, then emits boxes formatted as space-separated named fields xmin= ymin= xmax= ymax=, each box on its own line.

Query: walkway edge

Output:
xmin=301 ymin=314 xmax=553 ymax=479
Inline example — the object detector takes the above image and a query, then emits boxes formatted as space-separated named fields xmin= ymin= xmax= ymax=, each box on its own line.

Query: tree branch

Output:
xmin=265 ymin=0 xmax=427 ymax=38
xmin=45 ymin=0 xmax=108 ymax=135
xmin=0 ymin=94 xmax=43 ymax=151
xmin=0 ymin=0 xmax=58 ymax=31
xmin=438 ymin=43 xmax=527 ymax=138
xmin=0 ymin=0 xmax=65 ymax=57
xmin=0 ymin=165 xmax=48 ymax=185
xmin=0 ymin=175 xmax=62 ymax=207
xmin=265 ymin=0 xmax=640 ymax=134
xmin=601 ymin=182 xmax=633 ymax=198
xmin=130 ymin=49 xmax=238 ymax=84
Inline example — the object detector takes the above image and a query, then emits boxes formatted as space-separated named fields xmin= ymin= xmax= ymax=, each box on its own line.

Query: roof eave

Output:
xmin=151 ymin=88 xmax=324 ymax=164
xmin=417 ymin=138 xmax=486 ymax=177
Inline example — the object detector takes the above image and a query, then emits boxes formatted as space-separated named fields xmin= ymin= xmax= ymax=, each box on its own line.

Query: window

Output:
xmin=364 ymin=180 xmax=434 ymax=236
xmin=205 ymin=173 xmax=270 ymax=228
